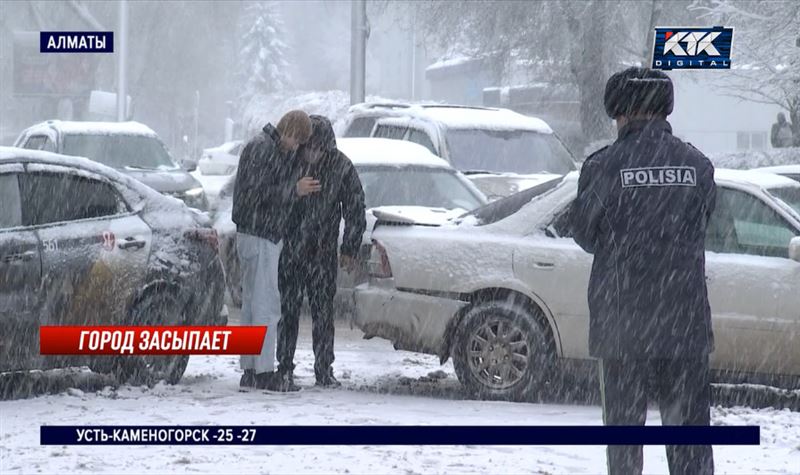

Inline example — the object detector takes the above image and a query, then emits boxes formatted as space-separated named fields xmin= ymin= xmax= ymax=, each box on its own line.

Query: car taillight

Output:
xmin=368 ymin=239 xmax=393 ymax=278
xmin=185 ymin=228 xmax=219 ymax=253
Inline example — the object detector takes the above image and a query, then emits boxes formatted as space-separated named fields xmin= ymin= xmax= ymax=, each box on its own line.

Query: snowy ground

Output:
xmin=1 ymin=312 xmax=799 ymax=474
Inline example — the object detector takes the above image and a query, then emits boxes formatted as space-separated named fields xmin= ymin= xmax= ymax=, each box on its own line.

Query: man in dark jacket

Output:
xmin=276 ymin=115 xmax=366 ymax=389
xmin=571 ymin=67 xmax=716 ymax=475
xmin=232 ymin=110 xmax=317 ymax=390
xmin=770 ymin=112 xmax=794 ymax=148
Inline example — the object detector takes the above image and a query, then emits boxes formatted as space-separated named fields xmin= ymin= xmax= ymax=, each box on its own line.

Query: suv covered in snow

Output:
xmin=14 ymin=121 xmax=209 ymax=210
xmin=0 ymin=147 xmax=225 ymax=384
xmin=341 ymin=103 xmax=577 ymax=198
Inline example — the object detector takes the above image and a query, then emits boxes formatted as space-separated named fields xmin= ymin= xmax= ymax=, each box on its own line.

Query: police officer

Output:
xmin=571 ymin=67 xmax=716 ymax=475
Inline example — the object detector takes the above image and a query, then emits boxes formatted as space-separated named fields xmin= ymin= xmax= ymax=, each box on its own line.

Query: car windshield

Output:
xmin=63 ymin=134 xmax=179 ymax=171
xmin=768 ymin=186 xmax=800 ymax=218
xmin=446 ymin=129 xmax=576 ymax=175
xmin=356 ymin=166 xmax=485 ymax=211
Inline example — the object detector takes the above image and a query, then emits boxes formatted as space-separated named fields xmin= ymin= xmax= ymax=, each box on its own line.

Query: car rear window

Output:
xmin=446 ymin=129 xmax=576 ymax=175
xmin=344 ymin=117 xmax=378 ymax=138
xmin=373 ymin=124 xmax=407 ymax=140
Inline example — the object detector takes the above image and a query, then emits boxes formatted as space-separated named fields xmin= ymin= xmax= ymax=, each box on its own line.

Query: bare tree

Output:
xmin=404 ymin=0 xmax=698 ymax=146
xmin=691 ymin=0 xmax=800 ymax=135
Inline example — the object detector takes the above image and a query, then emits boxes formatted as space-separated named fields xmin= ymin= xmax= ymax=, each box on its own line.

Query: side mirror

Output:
xmin=790 ymin=236 xmax=800 ymax=262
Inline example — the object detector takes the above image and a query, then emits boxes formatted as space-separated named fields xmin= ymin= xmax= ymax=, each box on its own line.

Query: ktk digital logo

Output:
xmin=652 ymin=26 xmax=733 ymax=70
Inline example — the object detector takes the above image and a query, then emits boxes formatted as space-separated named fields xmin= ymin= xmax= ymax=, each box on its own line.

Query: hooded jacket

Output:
xmin=285 ymin=116 xmax=366 ymax=257
xmin=232 ymin=124 xmax=302 ymax=243
xmin=571 ymin=119 xmax=717 ymax=359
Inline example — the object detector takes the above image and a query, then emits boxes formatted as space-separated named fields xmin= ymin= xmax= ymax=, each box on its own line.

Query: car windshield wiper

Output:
xmin=124 ymin=165 xmax=160 ymax=171
xmin=462 ymin=169 xmax=498 ymax=175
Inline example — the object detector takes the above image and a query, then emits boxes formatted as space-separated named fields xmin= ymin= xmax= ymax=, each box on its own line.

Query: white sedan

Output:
xmin=198 ymin=140 xmax=243 ymax=176
xmin=355 ymin=169 xmax=800 ymax=400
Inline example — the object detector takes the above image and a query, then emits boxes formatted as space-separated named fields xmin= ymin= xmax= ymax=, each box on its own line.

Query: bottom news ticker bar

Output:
xmin=40 ymin=425 xmax=760 ymax=446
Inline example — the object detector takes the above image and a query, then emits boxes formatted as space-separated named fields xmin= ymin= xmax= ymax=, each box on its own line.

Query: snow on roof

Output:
xmin=709 ymin=147 xmax=800 ymax=170
xmin=425 ymin=55 xmax=478 ymax=72
xmin=337 ymin=138 xmax=451 ymax=168
xmin=714 ymin=168 xmax=800 ymax=190
xmin=0 ymin=146 xmax=165 ymax=201
xmin=26 ymin=120 xmax=157 ymax=136
xmin=203 ymin=140 xmax=242 ymax=154
xmin=242 ymin=90 xmax=404 ymax=138
xmin=387 ymin=107 xmax=553 ymax=133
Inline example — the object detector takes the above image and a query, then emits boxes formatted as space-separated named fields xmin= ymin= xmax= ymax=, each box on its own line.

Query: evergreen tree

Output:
xmin=237 ymin=2 xmax=291 ymax=108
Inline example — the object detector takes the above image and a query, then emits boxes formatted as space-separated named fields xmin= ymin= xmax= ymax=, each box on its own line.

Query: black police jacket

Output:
xmin=571 ymin=119 xmax=717 ymax=359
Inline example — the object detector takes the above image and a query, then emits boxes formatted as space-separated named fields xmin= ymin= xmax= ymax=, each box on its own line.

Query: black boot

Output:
xmin=257 ymin=371 xmax=300 ymax=392
xmin=239 ymin=369 xmax=256 ymax=388
xmin=315 ymin=370 xmax=341 ymax=388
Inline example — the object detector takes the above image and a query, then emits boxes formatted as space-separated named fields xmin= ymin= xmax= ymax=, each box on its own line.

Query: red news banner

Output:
xmin=40 ymin=326 xmax=267 ymax=355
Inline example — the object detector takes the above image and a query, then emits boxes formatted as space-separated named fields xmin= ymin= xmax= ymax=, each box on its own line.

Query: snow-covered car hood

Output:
xmin=466 ymin=172 xmax=563 ymax=199
xmin=370 ymin=206 xmax=466 ymax=226
xmin=123 ymin=168 xmax=202 ymax=194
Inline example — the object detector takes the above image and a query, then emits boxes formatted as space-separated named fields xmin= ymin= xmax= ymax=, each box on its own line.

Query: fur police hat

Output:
xmin=603 ymin=67 xmax=674 ymax=119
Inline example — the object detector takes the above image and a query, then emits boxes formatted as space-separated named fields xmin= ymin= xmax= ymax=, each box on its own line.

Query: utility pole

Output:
xmin=116 ymin=0 xmax=128 ymax=121
xmin=194 ymin=90 xmax=200 ymax=158
xmin=350 ymin=0 xmax=367 ymax=105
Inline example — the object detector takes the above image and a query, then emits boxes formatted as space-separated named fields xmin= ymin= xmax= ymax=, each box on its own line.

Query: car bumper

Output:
xmin=353 ymin=284 xmax=468 ymax=355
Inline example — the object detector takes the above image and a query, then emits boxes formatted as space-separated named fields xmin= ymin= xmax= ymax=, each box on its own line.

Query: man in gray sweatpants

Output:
xmin=232 ymin=110 xmax=318 ymax=390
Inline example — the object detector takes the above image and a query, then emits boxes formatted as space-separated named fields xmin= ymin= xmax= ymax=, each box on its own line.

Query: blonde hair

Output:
xmin=276 ymin=110 xmax=312 ymax=143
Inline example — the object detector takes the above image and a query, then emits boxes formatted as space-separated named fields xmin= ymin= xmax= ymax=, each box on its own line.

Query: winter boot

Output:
xmin=315 ymin=370 xmax=341 ymax=388
xmin=239 ymin=369 xmax=256 ymax=388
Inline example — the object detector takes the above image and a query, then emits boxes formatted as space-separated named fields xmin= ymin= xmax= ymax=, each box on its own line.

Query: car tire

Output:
xmin=115 ymin=290 xmax=190 ymax=386
xmin=452 ymin=300 xmax=554 ymax=401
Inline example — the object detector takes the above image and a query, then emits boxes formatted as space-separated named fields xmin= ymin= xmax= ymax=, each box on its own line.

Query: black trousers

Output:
xmin=599 ymin=356 xmax=714 ymax=475
xmin=276 ymin=244 xmax=337 ymax=381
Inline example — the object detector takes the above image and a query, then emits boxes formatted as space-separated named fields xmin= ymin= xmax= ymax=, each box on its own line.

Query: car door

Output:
xmin=512 ymin=199 xmax=593 ymax=359
xmin=0 ymin=167 xmax=42 ymax=371
xmin=704 ymin=185 xmax=800 ymax=375
xmin=18 ymin=165 xmax=153 ymax=367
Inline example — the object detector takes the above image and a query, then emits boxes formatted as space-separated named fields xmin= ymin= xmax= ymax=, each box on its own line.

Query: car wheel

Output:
xmin=115 ymin=290 xmax=190 ymax=386
xmin=452 ymin=300 xmax=554 ymax=401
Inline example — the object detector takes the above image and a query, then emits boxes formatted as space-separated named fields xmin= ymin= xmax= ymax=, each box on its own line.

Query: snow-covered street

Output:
xmin=2 ymin=316 xmax=799 ymax=475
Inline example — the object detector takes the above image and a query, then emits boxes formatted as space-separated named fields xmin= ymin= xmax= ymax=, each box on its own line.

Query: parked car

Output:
xmin=339 ymin=102 xmax=422 ymax=138
xmin=355 ymin=169 xmax=800 ymax=400
xmin=0 ymin=147 xmax=226 ymax=384
xmin=753 ymin=164 xmax=800 ymax=184
xmin=213 ymin=137 xmax=488 ymax=309
xmin=358 ymin=104 xmax=576 ymax=198
xmin=14 ymin=121 xmax=209 ymax=210
xmin=198 ymin=140 xmax=244 ymax=176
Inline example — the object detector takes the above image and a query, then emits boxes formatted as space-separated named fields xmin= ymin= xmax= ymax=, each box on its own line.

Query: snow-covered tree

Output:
xmin=691 ymin=0 xmax=800 ymax=136
xmin=406 ymin=0 xmax=698 ymax=149
xmin=237 ymin=2 xmax=291 ymax=109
